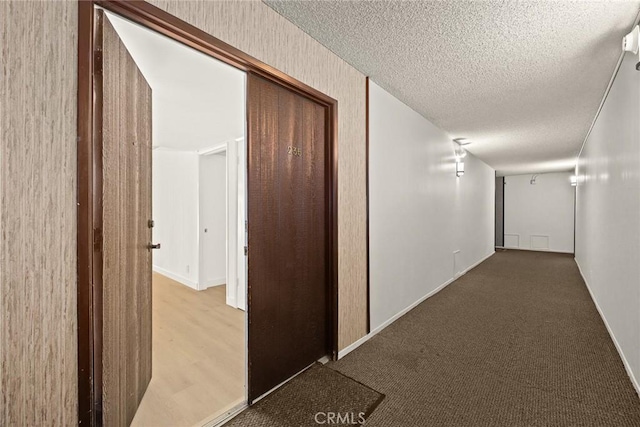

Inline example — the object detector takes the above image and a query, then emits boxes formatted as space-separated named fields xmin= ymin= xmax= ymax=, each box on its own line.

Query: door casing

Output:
xmin=77 ymin=1 xmax=339 ymax=425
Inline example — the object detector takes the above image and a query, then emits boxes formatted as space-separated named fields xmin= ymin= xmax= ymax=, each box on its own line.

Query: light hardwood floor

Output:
xmin=131 ymin=273 xmax=245 ymax=427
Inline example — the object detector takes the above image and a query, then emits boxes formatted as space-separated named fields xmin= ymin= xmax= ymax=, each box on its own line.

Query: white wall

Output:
xmin=152 ymin=149 xmax=200 ymax=288
xmin=575 ymin=51 xmax=640 ymax=394
xmin=153 ymin=149 xmax=230 ymax=291
xmin=369 ymin=81 xmax=495 ymax=331
xmin=504 ymin=172 xmax=575 ymax=253
xmin=199 ymin=153 xmax=227 ymax=288
xmin=107 ymin=11 xmax=246 ymax=152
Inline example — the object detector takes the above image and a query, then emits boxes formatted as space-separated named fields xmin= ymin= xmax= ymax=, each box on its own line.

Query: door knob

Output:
xmin=148 ymin=243 xmax=161 ymax=250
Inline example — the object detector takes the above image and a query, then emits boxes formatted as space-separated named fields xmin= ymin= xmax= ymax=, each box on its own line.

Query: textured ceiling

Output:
xmin=106 ymin=11 xmax=245 ymax=152
xmin=265 ymin=1 xmax=639 ymax=175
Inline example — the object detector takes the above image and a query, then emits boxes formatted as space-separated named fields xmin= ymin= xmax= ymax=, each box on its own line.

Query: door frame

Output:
xmin=76 ymin=1 xmax=339 ymax=425
xmin=223 ymin=137 xmax=248 ymax=311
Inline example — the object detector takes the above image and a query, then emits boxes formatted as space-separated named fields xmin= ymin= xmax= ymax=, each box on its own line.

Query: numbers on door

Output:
xmin=287 ymin=145 xmax=302 ymax=157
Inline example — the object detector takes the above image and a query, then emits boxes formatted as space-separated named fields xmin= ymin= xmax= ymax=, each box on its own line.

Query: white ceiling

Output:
xmin=105 ymin=11 xmax=245 ymax=152
xmin=265 ymin=1 xmax=640 ymax=175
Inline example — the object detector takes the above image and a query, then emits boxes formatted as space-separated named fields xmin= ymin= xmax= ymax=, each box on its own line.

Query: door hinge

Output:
xmin=244 ymin=246 xmax=248 ymax=256
xmin=93 ymin=228 xmax=103 ymax=253
xmin=245 ymin=220 xmax=248 ymax=232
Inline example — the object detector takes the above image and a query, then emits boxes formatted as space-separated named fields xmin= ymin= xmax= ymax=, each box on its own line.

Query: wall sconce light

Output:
xmin=570 ymin=175 xmax=577 ymax=186
xmin=454 ymin=137 xmax=472 ymax=145
xmin=622 ymin=25 xmax=640 ymax=71
xmin=452 ymin=139 xmax=467 ymax=178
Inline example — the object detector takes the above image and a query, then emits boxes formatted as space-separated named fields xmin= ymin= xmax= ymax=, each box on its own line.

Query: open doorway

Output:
xmin=103 ymin=10 xmax=247 ymax=426
xmin=77 ymin=2 xmax=339 ymax=425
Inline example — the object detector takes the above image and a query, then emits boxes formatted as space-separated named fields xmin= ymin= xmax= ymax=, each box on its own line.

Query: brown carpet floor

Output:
xmin=225 ymin=364 xmax=384 ymax=426
xmin=227 ymin=250 xmax=640 ymax=426
xmin=330 ymin=250 xmax=640 ymax=426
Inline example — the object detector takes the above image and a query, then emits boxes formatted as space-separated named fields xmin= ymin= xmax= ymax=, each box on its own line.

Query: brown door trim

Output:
xmin=365 ymin=77 xmax=371 ymax=333
xmin=77 ymin=1 xmax=339 ymax=425
xmin=76 ymin=2 xmax=96 ymax=424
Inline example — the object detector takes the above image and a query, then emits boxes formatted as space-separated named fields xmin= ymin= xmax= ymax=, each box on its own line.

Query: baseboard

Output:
xmin=338 ymin=332 xmax=374 ymax=359
xmin=338 ymin=251 xmax=495 ymax=359
xmin=152 ymin=265 xmax=198 ymax=290
xmin=461 ymin=250 xmax=495 ymax=275
xmin=338 ymin=277 xmax=454 ymax=359
xmin=575 ymin=258 xmax=640 ymax=398
xmin=504 ymin=247 xmax=574 ymax=255
xmin=200 ymin=277 xmax=226 ymax=290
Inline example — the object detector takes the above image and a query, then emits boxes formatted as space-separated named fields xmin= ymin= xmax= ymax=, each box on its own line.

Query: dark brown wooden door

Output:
xmin=247 ymin=74 xmax=329 ymax=401
xmin=99 ymin=11 xmax=153 ymax=425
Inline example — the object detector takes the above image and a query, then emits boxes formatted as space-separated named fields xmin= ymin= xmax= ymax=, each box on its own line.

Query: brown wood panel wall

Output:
xmin=100 ymin=15 xmax=153 ymax=425
xmin=149 ymin=0 xmax=368 ymax=351
xmin=0 ymin=2 xmax=78 ymax=424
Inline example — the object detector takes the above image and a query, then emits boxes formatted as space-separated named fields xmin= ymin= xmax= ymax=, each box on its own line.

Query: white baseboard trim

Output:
xmin=337 ymin=278 xmax=453 ymax=359
xmin=504 ymin=247 xmax=574 ymax=255
xmin=338 ymin=251 xmax=495 ymax=360
xmin=575 ymin=258 xmax=640 ymax=397
xmin=153 ymin=265 xmax=198 ymax=290
xmin=337 ymin=332 xmax=373 ymax=360
xmin=460 ymin=250 xmax=495 ymax=276
xmin=200 ymin=277 xmax=226 ymax=290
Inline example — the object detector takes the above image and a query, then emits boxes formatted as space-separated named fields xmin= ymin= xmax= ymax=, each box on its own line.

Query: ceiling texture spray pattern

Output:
xmin=265 ymin=1 xmax=640 ymax=175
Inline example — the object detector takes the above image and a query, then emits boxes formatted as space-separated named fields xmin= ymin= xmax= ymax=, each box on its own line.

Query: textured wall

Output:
xmin=0 ymin=1 xmax=367 ymax=422
xmin=575 ymin=51 xmax=640 ymax=394
xmin=148 ymin=0 xmax=368 ymax=349
xmin=0 ymin=1 xmax=78 ymax=425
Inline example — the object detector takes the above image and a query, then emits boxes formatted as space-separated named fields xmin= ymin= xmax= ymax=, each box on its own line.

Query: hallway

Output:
xmin=5 ymin=2 xmax=640 ymax=424
xmin=233 ymin=250 xmax=640 ymax=426
xmin=329 ymin=251 xmax=640 ymax=425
